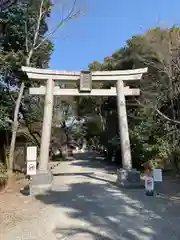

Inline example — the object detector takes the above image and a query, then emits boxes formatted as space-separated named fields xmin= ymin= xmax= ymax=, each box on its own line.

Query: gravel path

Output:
xmin=1 ymin=153 xmax=180 ymax=239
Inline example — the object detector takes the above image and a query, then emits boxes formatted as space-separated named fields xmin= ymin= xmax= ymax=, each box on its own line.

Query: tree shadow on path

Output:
xmin=72 ymin=152 xmax=117 ymax=174
xmin=35 ymin=171 xmax=180 ymax=239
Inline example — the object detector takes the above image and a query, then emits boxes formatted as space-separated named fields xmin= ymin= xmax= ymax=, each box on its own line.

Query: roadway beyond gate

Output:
xmin=22 ymin=66 xmax=148 ymax=195
xmin=1 ymin=152 xmax=180 ymax=240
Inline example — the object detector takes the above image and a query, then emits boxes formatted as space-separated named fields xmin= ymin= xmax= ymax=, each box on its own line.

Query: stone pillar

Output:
xmin=30 ymin=78 xmax=54 ymax=196
xmin=116 ymin=80 xmax=132 ymax=169
xmin=39 ymin=78 xmax=54 ymax=171
xmin=116 ymin=80 xmax=141 ymax=188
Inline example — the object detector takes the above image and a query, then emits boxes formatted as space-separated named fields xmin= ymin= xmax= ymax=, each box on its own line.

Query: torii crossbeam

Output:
xmin=22 ymin=66 xmax=148 ymax=194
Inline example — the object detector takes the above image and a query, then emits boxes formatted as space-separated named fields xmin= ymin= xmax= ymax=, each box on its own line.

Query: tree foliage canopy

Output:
xmin=1 ymin=2 xmax=180 ymax=172
xmin=0 ymin=0 xmax=53 ymax=136
xmin=78 ymin=26 xmax=180 ymax=170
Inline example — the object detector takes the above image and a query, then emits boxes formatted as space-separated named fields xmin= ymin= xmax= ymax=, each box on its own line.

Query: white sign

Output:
xmin=153 ymin=169 xmax=162 ymax=182
xmin=27 ymin=161 xmax=36 ymax=175
xmin=145 ymin=176 xmax=154 ymax=192
xmin=27 ymin=146 xmax=37 ymax=161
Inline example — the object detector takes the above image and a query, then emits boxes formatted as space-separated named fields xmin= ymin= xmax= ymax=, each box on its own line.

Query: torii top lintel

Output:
xmin=21 ymin=66 xmax=148 ymax=82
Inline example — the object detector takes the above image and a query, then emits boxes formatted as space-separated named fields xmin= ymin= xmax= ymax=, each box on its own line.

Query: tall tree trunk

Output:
xmin=8 ymin=82 xmax=25 ymax=176
xmin=8 ymin=37 xmax=32 ymax=178
xmin=4 ymin=132 xmax=9 ymax=169
xmin=65 ymin=128 xmax=69 ymax=159
xmin=7 ymin=0 xmax=78 ymax=181
xmin=168 ymin=68 xmax=179 ymax=173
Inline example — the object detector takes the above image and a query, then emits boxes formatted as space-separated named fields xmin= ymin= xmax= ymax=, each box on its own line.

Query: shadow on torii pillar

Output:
xmin=21 ymin=66 xmax=148 ymax=195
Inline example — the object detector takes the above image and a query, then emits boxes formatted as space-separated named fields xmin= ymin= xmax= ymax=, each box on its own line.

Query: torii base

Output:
xmin=116 ymin=168 xmax=143 ymax=188
xmin=29 ymin=170 xmax=53 ymax=196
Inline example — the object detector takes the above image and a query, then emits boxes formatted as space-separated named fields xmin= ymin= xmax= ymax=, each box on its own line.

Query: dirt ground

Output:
xmin=0 ymin=161 xmax=61 ymax=234
xmin=0 ymin=178 xmax=36 ymax=231
xmin=1 ymin=161 xmax=180 ymax=239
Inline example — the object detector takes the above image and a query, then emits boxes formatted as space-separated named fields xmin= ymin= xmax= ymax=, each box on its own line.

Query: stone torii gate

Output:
xmin=22 ymin=66 xmax=147 ymax=194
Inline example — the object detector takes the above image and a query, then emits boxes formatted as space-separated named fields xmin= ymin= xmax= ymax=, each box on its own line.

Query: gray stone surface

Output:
xmin=117 ymin=168 xmax=143 ymax=188
xmin=1 ymin=152 xmax=180 ymax=239
xmin=30 ymin=170 xmax=53 ymax=196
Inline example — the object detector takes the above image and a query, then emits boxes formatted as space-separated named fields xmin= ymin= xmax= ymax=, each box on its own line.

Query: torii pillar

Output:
xmin=39 ymin=77 xmax=54 ymax=171
xmin=22 ymin=66 xmax=148 ymax=194
xmin=117 ymin=79 xmax=132 ymax=169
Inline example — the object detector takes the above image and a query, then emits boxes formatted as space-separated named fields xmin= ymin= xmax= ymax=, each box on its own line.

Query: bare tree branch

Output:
xmin=9 ymin=0 xmax=81 ymax=172
xmin=26 ymin=0 xmax=45 ymax=65
xmin=155 ymin=107 xmax=180 ymax=124
xmin=24 ymin=19 xmax=29 ymax=54
xmin=135 ymin=98 xmax=180 ymax=124
xmin=34 ymin=0 xmax=79 ymax=51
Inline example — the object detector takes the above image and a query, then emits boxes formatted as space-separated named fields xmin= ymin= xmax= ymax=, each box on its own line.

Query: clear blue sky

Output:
xmin=49 ymin=0 xmax=180 ymax=71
